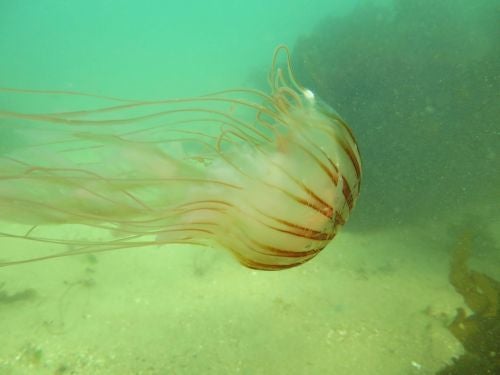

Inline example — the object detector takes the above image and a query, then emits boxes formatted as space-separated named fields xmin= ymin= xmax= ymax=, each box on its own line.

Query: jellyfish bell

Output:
xmin=0 ymin=45 xmax=361 ymax=270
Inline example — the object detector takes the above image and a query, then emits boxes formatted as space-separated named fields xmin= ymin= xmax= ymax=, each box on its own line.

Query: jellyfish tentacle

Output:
xmin=269 ymin=44 xmax=305 ymax=94
xmin=0 ymin=86 xmax=140 ymax=103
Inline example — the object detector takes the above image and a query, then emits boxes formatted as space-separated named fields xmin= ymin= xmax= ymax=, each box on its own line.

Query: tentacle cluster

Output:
xmin=0 ymin=45 xmax=361 ymax=270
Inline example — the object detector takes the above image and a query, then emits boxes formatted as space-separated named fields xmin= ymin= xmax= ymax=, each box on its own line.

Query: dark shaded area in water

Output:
xmin=437 ymin=232 xmax=500 ymax=374
xmin=0 ymin=283 xmax=37 ymax=304
xmin=293 ymin=0 xmax=499 ymax=229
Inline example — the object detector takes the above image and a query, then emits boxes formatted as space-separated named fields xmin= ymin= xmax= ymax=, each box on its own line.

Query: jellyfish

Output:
xmin=0 ymin=46 xmax=361 ymax=270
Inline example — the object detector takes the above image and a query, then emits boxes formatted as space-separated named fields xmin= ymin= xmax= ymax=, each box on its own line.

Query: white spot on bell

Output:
xmin=303 ymin=88 xmax=315 ymax=102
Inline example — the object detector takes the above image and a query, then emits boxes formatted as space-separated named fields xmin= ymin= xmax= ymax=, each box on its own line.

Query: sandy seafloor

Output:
xmin=0 ymin=203 xmax=498 ymax=375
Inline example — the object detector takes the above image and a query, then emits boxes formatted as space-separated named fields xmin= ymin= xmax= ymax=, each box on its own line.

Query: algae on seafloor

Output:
xmin=0 ymin=282 xmax=37 ymax=304
xmin=437 ymin=233 xmax=500 ymax=374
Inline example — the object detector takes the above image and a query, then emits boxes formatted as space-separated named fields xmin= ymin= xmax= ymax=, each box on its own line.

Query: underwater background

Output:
xmin=0 ymin=0 xmax=498 ymax=374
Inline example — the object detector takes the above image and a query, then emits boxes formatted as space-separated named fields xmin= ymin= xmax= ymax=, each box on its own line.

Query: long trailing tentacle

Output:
xmin=268 ymin=44 xmax=305 ymax=94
